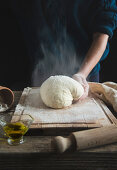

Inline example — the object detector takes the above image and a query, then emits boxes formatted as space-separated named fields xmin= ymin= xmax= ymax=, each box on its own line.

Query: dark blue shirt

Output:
xmin=10 ymin=0 xmax=117 ymax=77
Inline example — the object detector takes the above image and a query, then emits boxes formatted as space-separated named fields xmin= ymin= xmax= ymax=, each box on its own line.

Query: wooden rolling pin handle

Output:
xmin=53 ymin=125 xmax=117 ymax=153
xmin=52 ymin=135 xmax=76 ymax=153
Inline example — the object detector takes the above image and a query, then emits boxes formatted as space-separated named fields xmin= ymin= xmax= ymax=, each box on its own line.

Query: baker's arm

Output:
xmin=72 ymin=32 xmax=109 ymax=99
xmin=78 ymin=32 xmax=109 ymax=77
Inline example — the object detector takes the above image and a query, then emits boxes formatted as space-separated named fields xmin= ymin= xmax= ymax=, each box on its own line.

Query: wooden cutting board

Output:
xmin=12 ymin=87 xmax=117 ymax=129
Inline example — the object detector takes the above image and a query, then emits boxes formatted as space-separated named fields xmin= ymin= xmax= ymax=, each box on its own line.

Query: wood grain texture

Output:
xmin=0 ymin=91 xmax=117 ymax=169
xmin=1 ymin=135 xmax=117 ymax=169
xmin=12 ymin=88 xmax=117 ymax=129
xmin=1 ymin=136 xmax=117 ymax=153
xmin=0 ymin=152 xmax=117 ymax=170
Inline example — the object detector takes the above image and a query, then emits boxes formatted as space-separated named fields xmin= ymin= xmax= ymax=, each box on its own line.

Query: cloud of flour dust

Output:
xmin=31 ymin=28 xmax=82 ymax=86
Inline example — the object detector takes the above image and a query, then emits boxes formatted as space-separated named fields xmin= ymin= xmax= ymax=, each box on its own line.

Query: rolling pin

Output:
xmin=52 ymin=125 xmax=117 ymax=153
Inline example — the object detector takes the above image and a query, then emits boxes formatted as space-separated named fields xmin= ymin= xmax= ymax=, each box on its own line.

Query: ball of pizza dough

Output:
xmin=40 ymin=75 xmax=84 ymax=109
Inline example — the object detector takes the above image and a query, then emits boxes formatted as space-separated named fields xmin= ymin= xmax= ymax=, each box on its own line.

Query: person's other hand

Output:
xmin=72 ymin=73 xmax=89 ymax=100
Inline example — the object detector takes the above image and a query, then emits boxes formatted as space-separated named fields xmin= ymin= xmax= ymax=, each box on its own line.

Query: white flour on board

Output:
xmin=0 ymin=95 xmax=8 ymax=112
xmin=13 ymin=87 xmax=111 ymax=126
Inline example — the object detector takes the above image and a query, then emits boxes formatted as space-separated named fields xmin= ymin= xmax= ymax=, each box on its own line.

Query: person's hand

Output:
xmin=72 ymin=73 xmax=89 ymax=100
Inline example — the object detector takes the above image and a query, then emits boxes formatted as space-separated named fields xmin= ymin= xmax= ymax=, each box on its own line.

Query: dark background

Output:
xmin=0 ymin=5 xmax=31 ymax=90
xmin=100 ymin=29 xmax=117 ymax=83
xmin=0 ymin=3 xmax=117 ymax=90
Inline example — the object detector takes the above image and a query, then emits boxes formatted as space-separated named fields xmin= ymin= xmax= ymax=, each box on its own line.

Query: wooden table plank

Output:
xmin=0 ymin=91 xmax=117 ymax=169
xmin=1 ymin=136 xmax=117 ymax=153
xmin=0 ymin=152 xmax=117 ymax=170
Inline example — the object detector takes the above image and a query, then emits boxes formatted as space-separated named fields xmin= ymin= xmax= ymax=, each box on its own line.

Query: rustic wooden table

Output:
xmin=0 ymin=91 xmax=117 ymax=170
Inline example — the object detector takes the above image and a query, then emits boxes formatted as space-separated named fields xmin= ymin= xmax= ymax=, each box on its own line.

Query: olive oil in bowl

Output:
xmin=0 ymin=114 xmax=34 ymax=145
xmin=3 ymin=122 xmax=28 ymax=145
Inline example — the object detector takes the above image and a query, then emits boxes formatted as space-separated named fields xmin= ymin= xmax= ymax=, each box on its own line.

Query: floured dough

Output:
xmin=40 ymin=75 xmax=84 ymax=109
